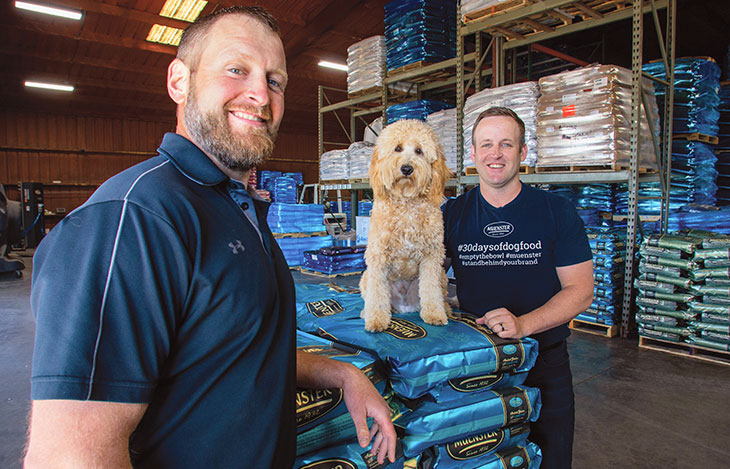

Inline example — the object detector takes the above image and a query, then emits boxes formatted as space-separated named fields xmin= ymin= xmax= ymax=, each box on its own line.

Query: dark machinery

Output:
xmin=0 ymin=185 xmax=27 ymax=278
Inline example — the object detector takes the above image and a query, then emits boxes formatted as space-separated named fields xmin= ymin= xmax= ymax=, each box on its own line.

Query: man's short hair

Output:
xmin=177 ymin=6 xmax=280 ymax=72
xmin=472 ymin=107 xmax=526 ymax=147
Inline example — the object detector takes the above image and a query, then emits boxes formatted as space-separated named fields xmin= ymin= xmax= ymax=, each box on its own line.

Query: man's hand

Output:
xmin=477 ymin=307 xmax=526 ymax=339
xmin=341 ymin=366 xmax=397 ymax=464
xmin=296 ymin=350 xmax=397 ymax=464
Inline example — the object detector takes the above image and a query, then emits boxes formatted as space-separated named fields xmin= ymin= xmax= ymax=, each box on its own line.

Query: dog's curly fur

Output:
xmin=360 ymin=119 xmax=453 ymax=332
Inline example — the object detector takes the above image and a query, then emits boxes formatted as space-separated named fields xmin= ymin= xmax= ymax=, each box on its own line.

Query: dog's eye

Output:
xmin=415 ymin=147 xmax=422 ymax=155
xmin=395 ymin=145 xmax=402 ymax=152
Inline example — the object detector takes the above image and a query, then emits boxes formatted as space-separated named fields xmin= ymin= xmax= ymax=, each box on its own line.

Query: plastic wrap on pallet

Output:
xmin=664 ymin=206 xmax=730 ymax=235
xmin=364 ymin=116 xmax=384 ymax=145
xmin=386 ymin=99 xmax=451 ymax=123
xmin=259 ymin=170 xmax=282 ymax=194
xmin=358 ymin=200 xmax=373 ymax=216
xmin=320 ymin=149 xmax=350 ymax=181
xmin=463 ymin=81 xmax=540 ymax=168
xmin=347 ymin=35 xmax=386 ymax=95
xmin=348 ymin=141 xmax=375 ymax=179
xmin=302 ymin=247 xmax=367 ymax=276
xmin=384 ymin=0 xmax=456 ymax=71
xmin=276 ymin=236 xmax=332 ymax=267
xmin=271 ymin=176 xmax=297 ymax=204
xmin=427 ymin=107 xmax=458 ymax=172
xmin=643 ymin=58 xmax=721 ymax=136
xmin=536 ymin=64 xmax=660 ymax=168
xmin=268 ymin=203 xmax=326 ymax=234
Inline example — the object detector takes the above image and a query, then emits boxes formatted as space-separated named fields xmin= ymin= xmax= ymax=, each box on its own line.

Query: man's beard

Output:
xmin=183 ymin=85 xmax=277 ymax=173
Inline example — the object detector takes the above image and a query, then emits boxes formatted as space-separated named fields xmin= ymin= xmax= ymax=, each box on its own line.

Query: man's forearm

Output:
xmin=520 ymin=283 xmax=594 ymax=336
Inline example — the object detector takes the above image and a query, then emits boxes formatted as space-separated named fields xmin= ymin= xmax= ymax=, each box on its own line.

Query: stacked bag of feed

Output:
xmin=301 ymin=246 xmax=367 ymax=276
xmin=426 ymin=107 xmax=458 ymax=173
xmin=643 ymin=57 xmax=721 ymax=137
xmin=536 ymin=64 xmax=660 ymax=169
xmin=579 ymin=229 xmax=627 ymax=326
xmin=614 ymin=181 xmax=664 ymax=217
xmin=668 ymin=140 xmax=718 ymax=207
xmin=259 ymin=170 xmax=282 ymax=194
xmin=637 ymin=231 xmax=730 ymax=352
xmin=664 ymin=205 xmax=730 ymax=235
xmin=684 ymin=232 xmax=730 ymax=351
xmin=384 ymin=0 xmax=456 ymax=72
xmin=387 ymin=100 xmax=452 ymax=124
xmin=348 ymin=142 xmax=375 ymax=180
xmin=321 ymin=149 xmax=350 ymax=181
xmin=272 ymin=176 xmax=297 ymax=203
xmin=716 ymin=83 xmax=730 ymax=205
xmin=294 ymin=283 xmax=543 ymax=468
xmin=463 ymin=81 xmax=540 ymax=169
xmin=348 ymin=36 xmax=387 ymax=95
xmin=358 ymin=200 xmax=373 ymax=217
xmin=634 ymin=234 xmax=703 ymax=342
xmin=268 ymin=204 xmax=330 ymax=266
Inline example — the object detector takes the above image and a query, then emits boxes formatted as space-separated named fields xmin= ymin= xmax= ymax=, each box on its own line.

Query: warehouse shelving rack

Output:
xmin=316 ymin=0 xmax=676 ymax=338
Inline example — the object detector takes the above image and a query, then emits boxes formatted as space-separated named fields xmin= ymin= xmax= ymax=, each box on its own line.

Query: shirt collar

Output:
xmin=157 ymin=133 xmax=228 ymax=186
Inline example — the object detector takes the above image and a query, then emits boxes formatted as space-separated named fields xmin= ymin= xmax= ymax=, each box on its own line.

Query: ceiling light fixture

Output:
xmin=25 ymin=81 xmax=74 ymax=92
xmin=318 ymin=61 xmax=348 ymax=72
xmin=146 ymin=0 xmax=207 ymax=46
xmin=15 ymin=1 xmax=82 ymax=20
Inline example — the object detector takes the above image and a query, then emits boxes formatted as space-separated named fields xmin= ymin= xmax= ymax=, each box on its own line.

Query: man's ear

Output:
xmin=167 ymin=58 xmax=190 ymax=105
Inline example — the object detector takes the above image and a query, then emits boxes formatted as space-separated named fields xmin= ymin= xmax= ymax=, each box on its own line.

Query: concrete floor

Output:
xmin=2 ymin=254 xmax=730 ymax=468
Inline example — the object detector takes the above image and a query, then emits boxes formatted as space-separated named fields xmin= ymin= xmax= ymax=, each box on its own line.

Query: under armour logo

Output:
xmin=229 ymin=240 xmax=245 ymax=254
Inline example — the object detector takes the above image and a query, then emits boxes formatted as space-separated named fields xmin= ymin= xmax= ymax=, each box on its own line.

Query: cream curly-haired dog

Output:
xmin=360 ymin=119 xmax=452 ymax=332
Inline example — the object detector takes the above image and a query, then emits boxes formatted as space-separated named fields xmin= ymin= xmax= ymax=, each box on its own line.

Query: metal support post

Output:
xmin=493 ymin=35 xmax=505 ymax=87
xmin=659 ymin=0 xmax=676 ymax=233
xmin=456 ymin=7 xmax=465 ymax=195
xmin=621 ymin=0 xmax=644 ymax=338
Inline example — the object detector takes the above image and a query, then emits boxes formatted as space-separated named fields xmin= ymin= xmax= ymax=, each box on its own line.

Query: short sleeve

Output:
xmin=30 ymin=201 xmax=191 ymax=402
xmin=553 ymin=199 xmax=592 ymax=267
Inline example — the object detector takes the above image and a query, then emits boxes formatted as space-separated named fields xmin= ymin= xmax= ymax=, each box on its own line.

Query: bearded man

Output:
xmin=24 ymin=6 xmax=396 ymax=468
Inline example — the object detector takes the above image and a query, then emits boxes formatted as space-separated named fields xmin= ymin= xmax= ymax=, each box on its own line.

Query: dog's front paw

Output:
xmin=363 ymin=309 xmax=392 ymax=332
xmin=420 ymin=303 xmax=448 ymax=326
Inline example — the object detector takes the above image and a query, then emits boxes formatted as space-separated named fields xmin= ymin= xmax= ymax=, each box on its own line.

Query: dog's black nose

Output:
xmin=400 ymin=164 xmax=414 ymax=176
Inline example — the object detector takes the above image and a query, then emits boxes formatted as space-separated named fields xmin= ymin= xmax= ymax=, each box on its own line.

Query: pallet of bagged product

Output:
xmin=347 ymin=86 xmax=381 ymax=99
xmin=639 ymin=336 xmax=730 ymax=366
xmin=386 ymin=61 xmax=453 ymax=83
xmin=298 ymin=267 xmax=364 ymax=278
xmin=569 ymin=318 xmax=620 ymax=338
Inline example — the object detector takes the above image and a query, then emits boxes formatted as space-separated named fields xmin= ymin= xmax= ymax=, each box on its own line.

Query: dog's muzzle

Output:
xmin=400 ymin=164 xmax=414 ymax=177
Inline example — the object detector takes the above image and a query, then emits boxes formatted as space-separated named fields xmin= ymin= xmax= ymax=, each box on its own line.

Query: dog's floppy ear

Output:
xmin=369 ymin=145 xmax=387 ymax=200
xmin=428 ymin=141 xmax=450 ymax=205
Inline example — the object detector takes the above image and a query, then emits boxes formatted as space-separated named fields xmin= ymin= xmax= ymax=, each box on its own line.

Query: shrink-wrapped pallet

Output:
xmin=463 ymin=81 xmax=540 ymax=168
xmin=427 ymin=107 xmax=458 ymax=172
xmin=347 ymin=141 xmax=375 ymax=180
xmin=347 ymin=35 xmax=386 ymax=95
xmin=319 ymin=149 xmax=349 ymax=181
xmin=536 ymin=64 xmax=660 ymax=169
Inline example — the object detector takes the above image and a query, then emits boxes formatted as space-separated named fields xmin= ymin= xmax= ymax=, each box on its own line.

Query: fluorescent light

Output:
xmin=25 ymin=81 xmax=74 ymax=92
xmin=15 ymin=1 xmax=82 ymax=20
xmin=147 ymin=0 xmax=207 ymax=46
xmin=318 ymin=61 xmax=348 ymax=72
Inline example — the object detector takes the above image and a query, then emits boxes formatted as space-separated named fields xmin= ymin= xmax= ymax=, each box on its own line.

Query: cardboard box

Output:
xmin=356 ymin=216 xmax=370 ymax=245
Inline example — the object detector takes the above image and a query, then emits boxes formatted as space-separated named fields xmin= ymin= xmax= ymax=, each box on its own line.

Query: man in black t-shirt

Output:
xmin=443 ymin=107 xmax=594 ymax=469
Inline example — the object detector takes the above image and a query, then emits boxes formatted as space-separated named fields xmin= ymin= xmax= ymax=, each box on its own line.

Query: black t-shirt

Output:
xmin=443 ymin=184 xmax=592 ymax=348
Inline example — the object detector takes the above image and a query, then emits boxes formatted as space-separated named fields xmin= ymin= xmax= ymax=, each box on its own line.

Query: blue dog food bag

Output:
xmin=397 ymin=385 xmax=541 ymax=458
xmin=419 ymin=441 xmax=543 ymax=469
xmin=294 ymin=439 xmax=405 ymax=469
xmin=296 ymin=330 xmax=387 ymax=434
xmin=295 ymin=284 xmax=539 ymax=399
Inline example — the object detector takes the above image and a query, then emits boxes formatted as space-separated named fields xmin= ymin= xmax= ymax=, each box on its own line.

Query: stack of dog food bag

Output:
xmin=578 ymin=228 xmax=627 ymax=327
xmin=293 ymin=283 xmax=543 ymax=468
xmin=349 ymin=142 xmax=375 ymax=180
xmin=716 ymin=83 xmax=730 ymax=205
xmin=301 ymin=246 xmax=367 ymax=277
xmin=427 ymin=107 xmax=458 ymax=173
xmin=347 ymin=35 xmax=387 ymax=95
xmin=634 ymin=233 xmax=703 ymax=342
xmin=268 ymin=204 xmax=331 ymax=267
xmin=383 ymin=0 xmax=456 ymax=73
xmin=536 ymin=64 xmax=660 ymax=169
xmin=321 ymin=149 xmax=350 ymax=181
xmin=463 ymin=81 xmax=540 ymax=169
xmin=386 ymin=100 xmax=452 ymax=124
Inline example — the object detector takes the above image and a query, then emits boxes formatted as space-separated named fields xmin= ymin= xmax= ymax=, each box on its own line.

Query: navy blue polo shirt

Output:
xmin=30 ymin=133 xmax=296 ymax=467
xmin=443 ymin=184 xmax=592 ymax=349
